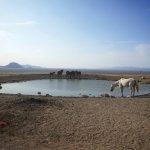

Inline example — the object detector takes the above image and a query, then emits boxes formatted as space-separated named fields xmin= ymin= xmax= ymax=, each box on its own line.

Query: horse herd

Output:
xmin=0 ymin=70 xmax=141 ymax=97
xmin=50 ymin=70 xmax=141 ymax=97
xmin=49 ymin=70 xmax=82 ymax=79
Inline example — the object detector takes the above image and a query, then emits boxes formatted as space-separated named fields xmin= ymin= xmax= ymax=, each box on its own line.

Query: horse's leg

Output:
xmin=129 ymin=83 xmax=134 ymax=97
xmin=133 ymin=86 xmax=135 ymax=97
xmin=133 ymin=89 xmax=135 ymax=97
xmin=130 ymin=82 xmax=135 ymax=97
xmin=130 ymin=87 xmax=132 ymax=97
xmin=121 ymin=87 xmax=124 ymax=97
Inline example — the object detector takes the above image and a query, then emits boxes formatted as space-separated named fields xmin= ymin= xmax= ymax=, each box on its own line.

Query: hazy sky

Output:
xmin=0 ymin=0 xmax=150 ymax=68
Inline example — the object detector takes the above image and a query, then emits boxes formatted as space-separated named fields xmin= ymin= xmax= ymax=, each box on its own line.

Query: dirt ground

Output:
xmin=0 ymin=72 xmax=150 ymax=149
xmin=0 ymin=94 xmax=150 ymax=150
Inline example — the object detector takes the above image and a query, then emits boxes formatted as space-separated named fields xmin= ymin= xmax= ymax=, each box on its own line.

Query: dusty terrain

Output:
xmin=0 ymin=94 xmax=150 ymax=150
xmin=0 ymin=72 xmax=150 ymax=150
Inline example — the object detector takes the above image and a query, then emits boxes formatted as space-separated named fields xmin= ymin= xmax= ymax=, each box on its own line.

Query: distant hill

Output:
xmin=22 ymin=64 xmax=43 ymax=69
xmin=4 ymin=62 xmax=24 ymax=69
xmin=110 ymin=67 xmax=150 ymax=72
xmin=1 ymin=62 xmax=43 ymax=69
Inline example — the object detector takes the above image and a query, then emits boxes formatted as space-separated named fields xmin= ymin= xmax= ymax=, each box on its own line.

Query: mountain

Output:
xmin=104 ymin=66 xmax=150 ymax=72
xmin=4 ymin=62 xmax=24 ymax=69
xmin=22 ymin=64 xmax=43 ymax=69
xmin=1 ymin=62 xmax=43 ymax=69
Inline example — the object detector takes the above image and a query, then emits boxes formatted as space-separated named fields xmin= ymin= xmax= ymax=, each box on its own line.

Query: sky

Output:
xmin=0 ymin=0 xmax=150 ymax=69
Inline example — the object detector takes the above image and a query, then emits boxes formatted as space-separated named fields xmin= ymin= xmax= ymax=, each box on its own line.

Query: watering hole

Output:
xmin=0 ymin=79 xmax=150 ymax=97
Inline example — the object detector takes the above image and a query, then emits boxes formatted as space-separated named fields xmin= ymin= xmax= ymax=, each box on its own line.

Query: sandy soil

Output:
xmin=0 ymin=94 xmax=150 ymax=150
xmin=0 ymin=72 xmax=150 ymax=149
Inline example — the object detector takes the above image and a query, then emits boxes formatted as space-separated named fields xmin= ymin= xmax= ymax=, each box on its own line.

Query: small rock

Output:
xmin=37 ymin=92 xmax=41 ymax=95
xmin=0 ymin=121 xmax=8 ymax=128
xmin=46 ymin=94 xmax=49 ymax=97
xmin=17 ymin=93 xmax=22 ymax=96
xmin=82 ymin=95 xmax=89 ymax=98
xmin=100 ymin=93 xmax=110 ymax=97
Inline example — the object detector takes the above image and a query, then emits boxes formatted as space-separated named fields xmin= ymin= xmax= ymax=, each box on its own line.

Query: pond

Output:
xmin=0 ymin=79 xmax=150 ymax=97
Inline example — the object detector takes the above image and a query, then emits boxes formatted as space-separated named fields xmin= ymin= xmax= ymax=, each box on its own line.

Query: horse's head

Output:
xmin=110 ymin=81 xmax=119 ymax=92
xmin=110 ymin=84 xmax=114 ymax=92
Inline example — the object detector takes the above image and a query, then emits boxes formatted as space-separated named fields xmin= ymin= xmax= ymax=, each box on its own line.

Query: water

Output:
xmin=0 ymin=79 xmax=150 ymax=97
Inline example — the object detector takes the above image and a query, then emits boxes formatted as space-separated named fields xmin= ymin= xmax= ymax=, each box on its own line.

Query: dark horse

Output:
xmin=49 ymin=72 xmax=55 ymax=78
xmin=66 ymin=71 xmax=81 ymax=79
xmin=57 ymin=70 xmax=63 ymax=78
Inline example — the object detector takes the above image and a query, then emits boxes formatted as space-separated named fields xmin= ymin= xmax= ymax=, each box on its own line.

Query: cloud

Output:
xmin=109 ymin=40 xmax=139 ymax=44
xmin=80 ymin=43 xmax=150 ymax=68
xmin=15 ymin=21 xmax=39 ymax=26
xmin=0 ymin=30 xmax=14 ymax=40
xmin=135 ymin=44 xmax=150 ymax=57
xmin=0 ymin=20 xmax=39 ymax=27
xmin=108 ymin=43 xmax=150 ymax=68
xmin=31 ymin=42 xmax=150 ymax=68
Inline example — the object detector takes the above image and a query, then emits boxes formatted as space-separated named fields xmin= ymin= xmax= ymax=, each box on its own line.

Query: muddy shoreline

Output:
xmin=0 ymin=73 xmax=150 ymax=84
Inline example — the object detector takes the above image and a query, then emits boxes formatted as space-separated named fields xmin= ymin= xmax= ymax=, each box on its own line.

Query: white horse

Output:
xmin=110 ymin=78 xmax=139 ymax=97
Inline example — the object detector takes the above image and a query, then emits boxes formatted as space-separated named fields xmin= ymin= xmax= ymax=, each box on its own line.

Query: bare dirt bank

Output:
xmin=0 ymin=94 xmax=150 ymax=150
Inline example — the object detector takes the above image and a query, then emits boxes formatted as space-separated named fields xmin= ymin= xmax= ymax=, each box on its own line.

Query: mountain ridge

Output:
xmin=0 ymin=62 xmax=43 ymax=69
xmin=107 ymin=66 xmax=150 ymax=71
xmin=4 ymin=62 xmax=23 ymax=69
xmin=0 ymin=62 xmax=150 ymax=72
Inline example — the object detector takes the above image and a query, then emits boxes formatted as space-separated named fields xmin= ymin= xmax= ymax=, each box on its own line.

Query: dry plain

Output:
xmin=0 ymin=72 xmax=150 ymax=150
